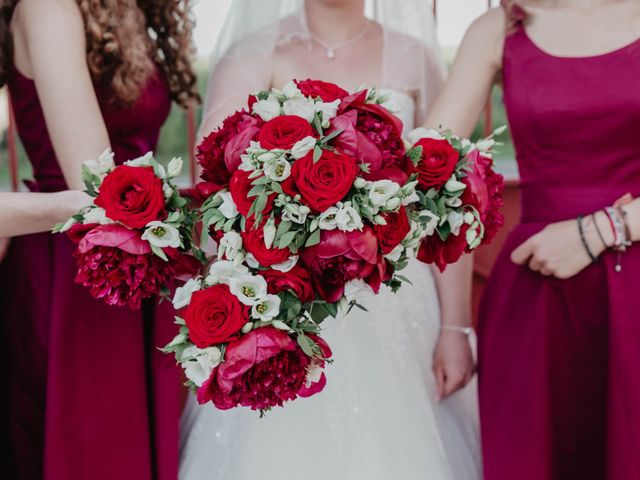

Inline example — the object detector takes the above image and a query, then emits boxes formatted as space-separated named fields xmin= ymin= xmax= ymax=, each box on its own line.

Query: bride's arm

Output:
xmin=427 ymin=9 xmax=505 ymax=400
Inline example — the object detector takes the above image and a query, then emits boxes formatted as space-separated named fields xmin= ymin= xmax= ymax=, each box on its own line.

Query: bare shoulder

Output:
xmin=13 ymin=0 xmax=83 ymax=37
xmin=459 ymin=7 xmax=506 ymax=68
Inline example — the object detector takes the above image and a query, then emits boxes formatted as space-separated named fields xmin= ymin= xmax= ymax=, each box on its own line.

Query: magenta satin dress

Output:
xmin=478 ymin=17 xmax=640 ymax=480
xmin=1 ymin=66 xmax=179 ymax=479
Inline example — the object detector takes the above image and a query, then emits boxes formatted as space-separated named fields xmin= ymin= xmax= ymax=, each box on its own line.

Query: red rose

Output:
xmin=296 ymin=79 xmax=349 ymax=102
xmin=241 ymin=220 xmax=291 ymax=267
xmin=374 ymin=207 xmax=411 ymax=255
xmin=197 ymin=110 xmax=263 ymax=189
xmin=184 ymin=284 xmax=247 ymax=348
xmin=300 ymin=228 xmax=380 ymax=302
xmin=259 ymin=115 xmax=314 ymax=150
xmin=414 ymin=138 xmax=459 ymax=190
xmin=66 ymin=222 xmax=99 ymax=244
xmin=95 ymin=165 xmax=166 ymax=229
xmin=417 ymin=224 xmax=470 ymax=272
xmin=291 ymin=150 xmax=358 ymax=213
xmin=229 ymin=169 xmax=274 ymax=217
xmin=197 ymin=327 xmax=310 ymax=410
xmin=262 ymin=265 xmax=315 ymax=303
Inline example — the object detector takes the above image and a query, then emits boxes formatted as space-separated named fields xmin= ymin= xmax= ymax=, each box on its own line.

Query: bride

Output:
xmin=180 ymin=1 xmax=482 ymax=478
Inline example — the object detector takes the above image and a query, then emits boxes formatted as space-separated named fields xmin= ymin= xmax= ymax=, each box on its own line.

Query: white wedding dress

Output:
xmin=179 ymin=90 xmax=483 ymax=480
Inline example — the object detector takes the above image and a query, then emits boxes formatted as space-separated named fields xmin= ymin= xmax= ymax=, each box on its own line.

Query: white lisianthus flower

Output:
xmin=344 ymin=278 xmax=374 ymax=303
xmin=166 ymin=157 xmax=183 ymax=179
xmin=253 ymin=94 xmax=281 ymax=121
xmin=263 ymin=217 xmax=277 ymax=249
xmin=421 ymin=210 xmax=440 ymax=236
xmin=335 ymin=205 xmax=363 ymax=232
xmin=173 ymin=278 xmax=201 ymax=309
xmin=82 ymin=206 xmax=112 ymax=225
xmin=385 ymin=244 xmax=404 ymax=263
xmin=245 ymin=253 xmax=260 ymax=269
xmin=291 ymin=136 xmax=317 ymax=160
xmin=444 ymin=176 xmax=467 ymax=194
xmin=207 ymin=260 xmax=249 ymax=285
xmin=271 ymin=255 xmax=299 ymax=273
xmin=251 ymin=294 xmax=281 ymax=322
xmin=282 ymin=81 xmax=303 ymax=99
xmin=125 ymin=151 xmax=154 ymax=167
xmin=476 ymin=138 xmax=496 ymax=152
xmin=407 ymin=127 xmax=443 ymax=144
xmin=229 ymin=275 xmax=268 ymax=306
xmin=318 ymin=206 xmax=340 ymax=230
xmin=445 ymin=196 xmax=463 ymax=208
xmin=219 ymin=231 xmax=243 ymax=260
xmin=218 ymin=191 xmax=239 ymax=220
xmin=181 ymin=345 xmax=222 ymax=387
xmin=315 ymin=99 xmax=341 ymax=123
xmin=257 ymin=151 xmax=279 ymax=163
xmin=264 ymin=158 xmax=292 ymax=182
xmin=447 ymin=211 xmax=465 ymax=236
xmin=84 ymin=148 xmax=115 ymax=178
xmin=283 ymin=97 xmax=316 ymax=122
xmin=142 ymin=221 xmax=182 ymax=248
xmin=368 ymin=180 xmax=401 ymax=207
xmin=282 ymin=203 xmax=310 ymax=224
xmin=384 ymin=197 xmax=401 ymax=211
xmin=402 ymin=191 xmax=420 ymax=206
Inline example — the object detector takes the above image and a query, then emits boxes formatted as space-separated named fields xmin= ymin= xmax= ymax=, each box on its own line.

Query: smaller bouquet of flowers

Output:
xmin=55 ymin=149 xmax=199 ymax=309
xmin=406 ymin=127 xmax=506 ymax=271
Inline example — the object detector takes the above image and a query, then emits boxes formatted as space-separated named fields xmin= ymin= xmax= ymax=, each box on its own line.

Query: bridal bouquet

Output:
xmin=55 ymin=149 xmax=199 ymax=309
xmin=407 ymin=127 xmax=506 ymax=271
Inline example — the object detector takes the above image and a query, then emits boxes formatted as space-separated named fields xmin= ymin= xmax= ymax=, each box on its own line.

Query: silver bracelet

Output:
xmin=441 ymin=324 xmax=474 ymax=336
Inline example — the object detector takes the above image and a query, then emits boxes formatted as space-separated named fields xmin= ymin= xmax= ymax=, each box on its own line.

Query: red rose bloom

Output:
xmin=184 ymin=284 xmax=247 ymax=348
xmin=414 ymin=138 xmax=459 ymax=190
xmin=374 ymin=207 xmax=411 ymax=255
xmin=295 ymin=79 xmax=349 ymax=102
xmin=197 ymin=110 xmax=263 ymax=188
xmin=262 ymin=265 xmax=315 ymax=303
xmin=417 ymin=224 xmax=470 ymax=272
xmin=291 ymin=150 xmax=358 ymax=213
xmin=241 ymin=221 xmax=291 ymax=267
xmin=229 ymin=169 xmax=275 ymax=217
xmin=259 ymin=115 xmax=314 ymax=150
xmin=197 ymin=327 xmax=311 ymax=410
xmin=95 ymin=165 xmax=166 ymax=229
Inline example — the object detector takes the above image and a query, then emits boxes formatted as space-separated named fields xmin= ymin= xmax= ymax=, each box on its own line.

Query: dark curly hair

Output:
xmin=0 ymin=0 xmax=199 ymax=108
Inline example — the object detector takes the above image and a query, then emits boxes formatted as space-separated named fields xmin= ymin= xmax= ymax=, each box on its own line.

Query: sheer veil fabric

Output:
xmin=182 ymin=2 xmax=482 ymax=479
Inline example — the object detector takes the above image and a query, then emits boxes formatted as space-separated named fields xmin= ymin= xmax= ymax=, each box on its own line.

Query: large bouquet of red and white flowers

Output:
xmin=55 ymin=150 xmax=199 ymax=308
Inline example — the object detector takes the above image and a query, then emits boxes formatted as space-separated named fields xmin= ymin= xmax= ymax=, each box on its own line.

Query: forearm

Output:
xmin=431 ymin=254 xmax=474 ymax=328
xmin=0 ymin=191 xmax=86 ymax=237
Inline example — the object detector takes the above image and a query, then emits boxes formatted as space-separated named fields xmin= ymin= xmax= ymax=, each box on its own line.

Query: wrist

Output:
xmin=55 ymin=190 xmax=91 ymax=221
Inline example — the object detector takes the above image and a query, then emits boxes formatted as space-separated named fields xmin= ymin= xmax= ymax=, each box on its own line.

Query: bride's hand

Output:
xmin=432 ymin=329 xmax=475 ymax=402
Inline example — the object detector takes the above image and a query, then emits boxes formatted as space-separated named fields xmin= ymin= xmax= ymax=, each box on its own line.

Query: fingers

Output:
xmin=510 ymin=237 xmax=535 ymax=265
xmin=433 ymin=364 xmax=446 ymax=402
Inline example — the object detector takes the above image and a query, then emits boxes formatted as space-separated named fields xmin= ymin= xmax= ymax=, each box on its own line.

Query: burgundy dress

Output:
xmin=478 ymin=15 xmax=640 ymax=480
xmin=1 ymin=67 xmax=179 ymax=479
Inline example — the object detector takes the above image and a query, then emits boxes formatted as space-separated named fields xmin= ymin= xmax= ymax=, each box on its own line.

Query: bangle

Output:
xmin=617 ymin=206 xmax=633 ymax=246
xmin=441 ymin=324 xmax=474 ymax=336
xmin=591 ymin=212 xmax=610 ymax=249
xmin=577 ymin=215 xmax=598 ymax=263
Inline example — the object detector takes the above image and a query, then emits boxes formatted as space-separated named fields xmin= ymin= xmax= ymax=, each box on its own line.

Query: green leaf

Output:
xmin=395 ymin=274 xmax=413 ymax=286
xmin=278 ymin=230 xmax=298 ymax=249
xmin=252 ymin=175 xmax=272 ymax=186
xmin=407 ymin=145 xmax=423 ymax=166
xmin=275 ymin=220 xmax=293 ymax=238
xmin=297 ymin=335 xmax=315 ymax=357
xmin=151 ymin=244 xmax=169 ymax=262
xmin=247 ymin=185 xmax=266 ymax=198
xmin=320 ymin=128 xmax=343 ymax=145
xmin=313 ymin=145 xmax=323 ymax=163
xmin=305 ymin=228 xmax=321 ymax=247
xmin=254 ymin=192 xmax=268 ymax=215
xmin=313 ymin=114 xmax=324 ymax=136
xmin=270 ymin=181 xmax=283 ymax=194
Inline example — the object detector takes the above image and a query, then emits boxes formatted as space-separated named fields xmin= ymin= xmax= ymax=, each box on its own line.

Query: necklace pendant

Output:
xmin=326 ymin=48 xmax=335 ymax=59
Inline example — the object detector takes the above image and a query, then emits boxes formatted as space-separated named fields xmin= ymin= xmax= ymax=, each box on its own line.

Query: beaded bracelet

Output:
xmin=441 ymin=324 xmax=474 ymax=337
xmin=591 ymin=212 xmax=609 ymax=249
xmin=605 ymin=206 xmax=631 ymax=272
xmin=577 ymin=215 xmax=598 ymax=263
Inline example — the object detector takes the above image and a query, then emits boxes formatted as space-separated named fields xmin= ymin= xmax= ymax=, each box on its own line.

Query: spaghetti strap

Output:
xmin=501 ymin=0 xmax=527 ymax=31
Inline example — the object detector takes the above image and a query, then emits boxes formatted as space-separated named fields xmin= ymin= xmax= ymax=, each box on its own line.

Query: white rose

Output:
xmin=447 ymin=211 xmax=465 ymax=236
xmin=384 ymin=244 xmax=404 ymax=263
xmin=82 ymin=207 xmax=111 ymax=225
xmin=283 ymin=97 xmax=316 ymax=122
xmin=84 ymin=148 xmax=115 ymax=178
xmin=252 ymin=94 xmax=281 ymax=121
xmin=314 ymin=99 xmax=341 ymax=123
xmin=172 ymin=278 xmax=201 ymax=309
xmin=124 ymin=151 xmax=154 ymax=167
xmin=290 ymin=136 xmax=317 ymax=160
xmin=344 ymin=278 xmax=374 ymax=304
xmin=264 ymin=158 xmax=292 ymax=182
xmin=166 ymin=157 xmax=183 ymax=179
xmin=229 ymin=275 xmax=268 ymax=306
xmin=318 ymin=206 xmax=340 ymax=230
xmin=444 ymin=177 xmax=467 ymax=194
xmin=282 ymin=81 xmax=303 ymax=99
xmin=218 ymin=191 xmax=239 ymax=219
xmin=335 ymin=205 xmax=363 ymax=232
xmin=181 ymin=346 xmax=222 ymax=387
xmin=407 ymin=127 xmax=443 ymax=144
xmin=141 ymin=221 xmax=182 ymax=248
xmin=271 ymin=255 xmax=299 ymax=273
xmin=219 ymin=231 xmax=243 ymax=260
xmin=207 ymin=260 xmax=249 ymax=285
xmin=251 ymin=294 xmax=281 ymax=322
xmin=368 ymin=180 xmax=401 ymax=207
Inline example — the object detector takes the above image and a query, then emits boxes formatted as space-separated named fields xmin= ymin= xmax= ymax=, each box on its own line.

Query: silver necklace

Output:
xmin=310 ymin=21 xmax=371 ymax=59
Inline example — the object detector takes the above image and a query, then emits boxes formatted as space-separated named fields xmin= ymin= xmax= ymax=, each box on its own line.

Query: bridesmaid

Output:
xmin=425 ymin=0 xmax=640 ymax=479
xmin=0 ymin=0 xmax=198 ymax=478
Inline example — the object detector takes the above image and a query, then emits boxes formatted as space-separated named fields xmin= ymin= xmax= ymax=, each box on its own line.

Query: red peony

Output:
xmin=258 ymin=115 xmax=314 ymax=150
xmin=184 ymin=284 xmax=248 ymax=348
xmin=414 ymin=138 xmax=459 ymax=190
xmin=241 ymin=220 xmax=291 ymax=267
xmin=297 ymin=334 xmax=332 ymax=398
xmin=374 ymin=207 xmax=411 ymax=255
xmin=300 ymin=227 xmax=382 ymax=303
xmin=262 ymin=265 xmax=315 ymax=304
xmin=229 ymin=169 xmax=275 ymax=217
xmin=291 ymin=150 xmax=358 ymax=213
xmin=295 ymin=79 xmax=349 ymax=102
xmin=197 ymin=110 xmax=263 ymax=188
xmin=417 ymin=224 xmax=470 ymax=272
xmin=95 ymin=166 xmax=166 ymax=229
xmin=197 ymin=327 xmax=311 ymax=410
xmin=73 ymin=224 xmax=172 ymax=309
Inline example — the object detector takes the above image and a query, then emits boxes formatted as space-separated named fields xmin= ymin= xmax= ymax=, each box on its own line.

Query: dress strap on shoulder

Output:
xmin=500 ymin=0 xmax=528 ymax=32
